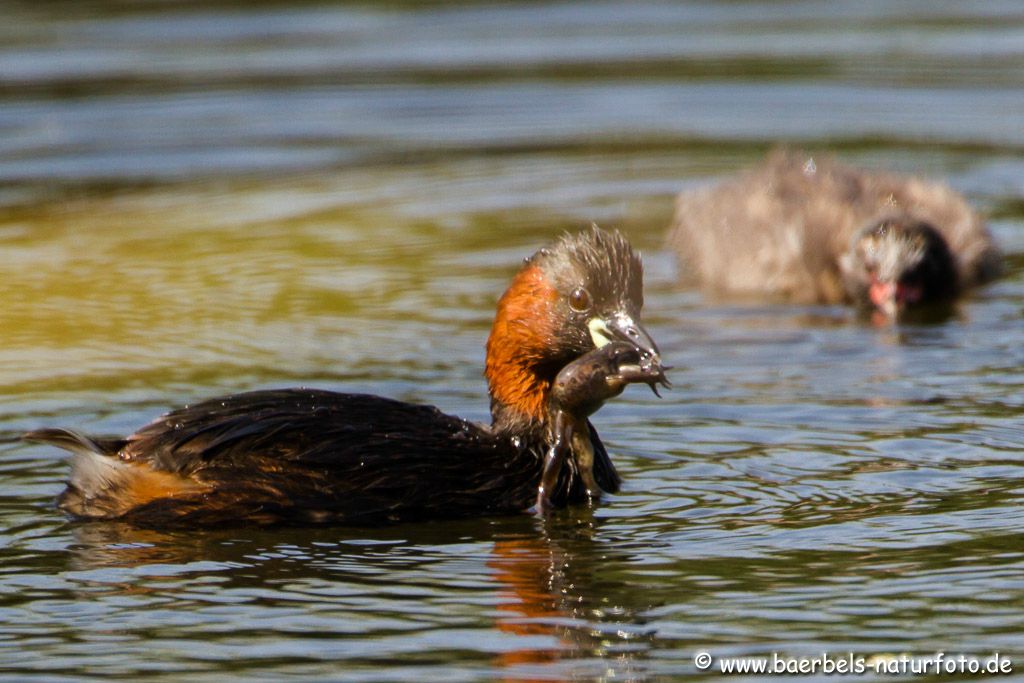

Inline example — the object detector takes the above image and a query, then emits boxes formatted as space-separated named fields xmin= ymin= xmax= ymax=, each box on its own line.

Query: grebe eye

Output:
xmin=568 ymin=287 xmax=591 ymax=312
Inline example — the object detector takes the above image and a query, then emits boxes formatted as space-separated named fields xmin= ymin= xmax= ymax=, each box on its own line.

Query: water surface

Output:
xmin=1 ymin=1 xmax=1023 ymax=680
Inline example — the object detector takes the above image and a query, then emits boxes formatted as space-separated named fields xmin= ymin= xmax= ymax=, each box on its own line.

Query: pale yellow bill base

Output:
xmin=588 ymin=317 xmax=615 ymax=348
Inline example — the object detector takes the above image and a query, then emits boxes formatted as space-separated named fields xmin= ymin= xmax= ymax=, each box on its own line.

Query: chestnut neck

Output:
xmin=485 ymin=264 xmax=560 ymax=436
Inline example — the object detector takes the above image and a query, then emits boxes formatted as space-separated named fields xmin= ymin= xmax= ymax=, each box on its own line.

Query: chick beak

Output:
xmin=869 ymin=279 xmax=924 ymax=319
xmin=869 ymin=280 xmax=899 ymax=319
xmin=587 ymin=313 xmax=669 ymax=395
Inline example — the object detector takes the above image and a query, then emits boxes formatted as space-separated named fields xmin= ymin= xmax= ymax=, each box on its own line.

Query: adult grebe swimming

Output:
xmin=25 ymin=227 xmax=667 ymax=527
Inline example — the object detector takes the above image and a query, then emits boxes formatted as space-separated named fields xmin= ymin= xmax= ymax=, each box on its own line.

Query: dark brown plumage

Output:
xmin=668 ymin=150 xmax=1001 ymax=317
xmin=24 ymin=227 xmax=665 ymax=527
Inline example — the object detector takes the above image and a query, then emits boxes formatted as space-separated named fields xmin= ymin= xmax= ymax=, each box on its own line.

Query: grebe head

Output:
xmin=840 ymin=215 xmax=957 ymax=321
xmin=486 ymin=226 xmax=661 ymax=431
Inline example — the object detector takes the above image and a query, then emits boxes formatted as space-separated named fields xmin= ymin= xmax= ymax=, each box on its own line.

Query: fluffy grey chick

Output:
xmin=667 ymin=150 xmax=1001 ymax=318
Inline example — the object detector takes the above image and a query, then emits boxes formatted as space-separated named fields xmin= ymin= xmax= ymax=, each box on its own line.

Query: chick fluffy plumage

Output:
xmin=668 ymin=149 xmax=1000 ymax=305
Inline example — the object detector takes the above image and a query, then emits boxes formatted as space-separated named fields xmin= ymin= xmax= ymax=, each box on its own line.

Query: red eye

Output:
xmin=568 ymin=287 xmax=591 ymax=312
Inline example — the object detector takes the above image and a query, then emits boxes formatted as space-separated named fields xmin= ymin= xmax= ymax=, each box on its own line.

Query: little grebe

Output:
xmin=24 ymin=227 xmax=667 ymax=527
xmin=668 ymin=150 xmax=1001 ymax=320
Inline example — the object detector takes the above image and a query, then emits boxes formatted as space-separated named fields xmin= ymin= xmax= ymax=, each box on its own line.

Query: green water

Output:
xmin=1 ymin=1 xmax=1023 ymax=680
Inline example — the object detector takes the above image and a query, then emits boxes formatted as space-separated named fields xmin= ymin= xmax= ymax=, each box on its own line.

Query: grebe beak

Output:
xmin=588 ymin=312 xmax=660 ymax=360
xmin=588 ymin=312 xmax=668 ymax=395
